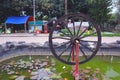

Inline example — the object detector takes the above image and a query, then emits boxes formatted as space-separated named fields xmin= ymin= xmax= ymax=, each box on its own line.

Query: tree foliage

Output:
xmin=85 ymin=0 xmax=112 ymax=31
xmin=68 ymin=0 xmax=89 ymax=14
xmin=88 ymin=0 xmax=112 ymax=24
xmin=67 ymin=0 xmax=112 ymax=31
xmin=0 ymin=0 xmax=112 ymax=29
xmin=116 ymin=0 xmax=120 ymax=23
xmin=0 ymin=0 xmax=31 ymax=23
xmin=36 ymin=0 xmax=64 ymax=19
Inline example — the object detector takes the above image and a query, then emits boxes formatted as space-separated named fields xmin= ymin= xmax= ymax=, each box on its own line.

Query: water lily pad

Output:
xmin=51 ymin=74 xmax=62 ymax=79
xmin=105 ymin=67 xmax=119 ymax=79
xmin=9 ymin=75 xmax=18 ymax=79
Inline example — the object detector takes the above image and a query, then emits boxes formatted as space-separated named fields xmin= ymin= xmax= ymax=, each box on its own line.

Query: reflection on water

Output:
xmin=105 ymin=66 xmax=120 ymax=80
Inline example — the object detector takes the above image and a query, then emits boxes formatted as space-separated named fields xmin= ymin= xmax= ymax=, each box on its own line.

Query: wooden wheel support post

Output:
xmin=72 ymin=40 xmax=80 ymax=80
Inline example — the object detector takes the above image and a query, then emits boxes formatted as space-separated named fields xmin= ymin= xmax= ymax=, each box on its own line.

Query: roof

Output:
xmin=5 ymin=16 xmax=33 ymax=24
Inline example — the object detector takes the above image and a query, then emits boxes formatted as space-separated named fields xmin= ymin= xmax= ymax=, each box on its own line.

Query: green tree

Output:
xmin=51 ymin=0 xmax=64 ymax=17
xmin=0 ymin=0 xmax=17 ymax=23
xmin=114 ymin=0 xmax=120 ymax=32
xmin=116 ymin=0 xmax=120 ymax=23
xmin=35 ymin=0 xmax=65 ymax=19
xmin=37 ymin=0 xmax=54 ymax=18
xmin=68 ymin=0 xmax=89 ymax=14
xmin=0 ymin=0 xmax=29 ymax=21
xmin=88 ymin=0 xmax=112 ymax=31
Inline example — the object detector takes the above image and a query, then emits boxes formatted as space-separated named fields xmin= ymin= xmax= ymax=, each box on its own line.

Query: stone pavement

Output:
xmin=0 ymin=33 xmax=49 ymax=45
xmin=0 ymin=33 xmax=120 ymax=44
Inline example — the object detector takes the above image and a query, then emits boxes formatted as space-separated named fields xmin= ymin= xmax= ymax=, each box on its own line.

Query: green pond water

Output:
xmin=79 ymin=56 xmax=120 ymax=80
xmin=0 ymin=55 xmax=120 ymax=80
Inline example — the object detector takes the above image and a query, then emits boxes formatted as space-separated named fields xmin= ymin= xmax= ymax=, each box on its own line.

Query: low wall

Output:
xmin=0 ymin=42 xmax=120 ymax=62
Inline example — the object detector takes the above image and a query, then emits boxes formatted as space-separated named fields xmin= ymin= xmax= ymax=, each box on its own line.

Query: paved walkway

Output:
xmin=0 ymin=33 xmax=120 ymax=45
xmin=0 ymin=33 xmax=49 ymax=45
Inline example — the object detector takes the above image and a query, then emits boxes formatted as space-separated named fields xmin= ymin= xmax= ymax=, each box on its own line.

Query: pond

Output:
xmin=0 ymin=55 xmax=120 ymax=80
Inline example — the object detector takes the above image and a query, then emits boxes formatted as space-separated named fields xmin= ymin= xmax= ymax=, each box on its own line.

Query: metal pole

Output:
xmin=24 ymin=24 xmax=27 ymax=33
xmin=5 ymin=23 xmax=7 ymax=34
xmin=72 ymin=40 xmax=80 ymax=80
xmin=33 ymin=0 xmax=36 ymax=33
xmin=65 ymin=0 xmax=68 ymax=15
xmin=75 ymin=40 xmax=79 ymax=80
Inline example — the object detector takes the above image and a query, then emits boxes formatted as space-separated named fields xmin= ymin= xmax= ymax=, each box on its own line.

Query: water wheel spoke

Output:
xmin=65 ymin=25 xmax=73 ymax=36
xmin=55 ymin=41 xmax=71 ymax=54
xmin=59 ymin=41 xmax=71 ymax=46
xmin=80 ymin=47 xmax=88 ymax=59
xmin=59 ymin=30 xmax=70 ymax=37
xmin=80 ymin=42 xmax=94 ymax=52
xmin=52 ymin=37 xmax=70 ymax=40
xmin=67 ymin=45 xmax=74 ymax=62
xmin=80 ymin=32 xmax=97 ymax=39
xmin=73 ymin=22 xmax=76 ymax=36
xmin=77 ymin=20 xmax=83 ymax=36
xmin=80 ymin=40 xmax=97 ymax=43
xmin=58 ymin=43 xmax=72 ymax=57
xmin=79 ymin=27 xmax=88 ymax=37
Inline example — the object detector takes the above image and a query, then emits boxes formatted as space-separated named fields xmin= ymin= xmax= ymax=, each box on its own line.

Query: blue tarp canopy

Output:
xmin=5 ymin=16 xmax=33 ymax=33
xmin=5 ymin=16 xmax=31 ymax=24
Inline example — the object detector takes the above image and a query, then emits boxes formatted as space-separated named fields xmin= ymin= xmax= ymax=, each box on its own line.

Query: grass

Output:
xmin=0 ymin=55 xmax=120 ymax=80
xmin=101 ymin=32 xmax=120 ymax=37
xmin=60 ymin=28 xmax=120 ymax=37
